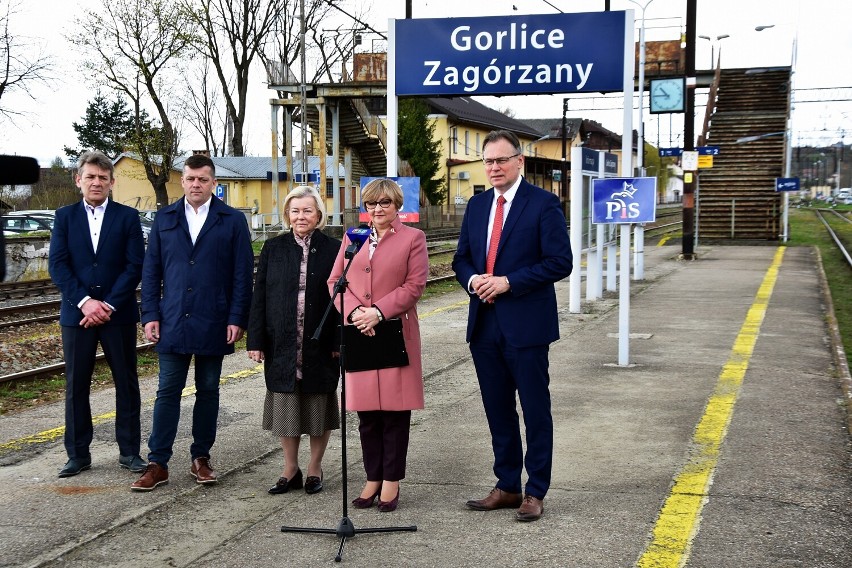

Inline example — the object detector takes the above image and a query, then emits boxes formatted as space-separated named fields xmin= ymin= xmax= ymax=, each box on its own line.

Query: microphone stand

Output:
xmin=280 ymin=241 xmax=416 ymax=562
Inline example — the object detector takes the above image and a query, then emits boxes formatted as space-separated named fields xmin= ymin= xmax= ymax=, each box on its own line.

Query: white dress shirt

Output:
xmin=185 ymin=196 xmax=212 ymax=244
xmin=85 ymin=198 xmax=108 ymax=253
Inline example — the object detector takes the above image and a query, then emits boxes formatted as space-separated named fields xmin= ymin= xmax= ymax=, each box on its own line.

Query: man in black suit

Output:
xmin=49 ymin=150 xmax=146 ymax=478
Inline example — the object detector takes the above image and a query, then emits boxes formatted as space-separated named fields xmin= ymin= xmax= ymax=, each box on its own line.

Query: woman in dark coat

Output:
xmin=247 ymin=186 xmax=341 ymax=495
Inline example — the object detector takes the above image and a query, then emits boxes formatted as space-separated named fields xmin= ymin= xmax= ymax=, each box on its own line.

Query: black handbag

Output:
xmin=339 ymin=318 xmax=409 ymax=372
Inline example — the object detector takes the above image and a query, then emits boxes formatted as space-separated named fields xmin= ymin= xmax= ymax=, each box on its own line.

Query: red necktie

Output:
xmin=485 ymin=195 xmax=505 ymax=274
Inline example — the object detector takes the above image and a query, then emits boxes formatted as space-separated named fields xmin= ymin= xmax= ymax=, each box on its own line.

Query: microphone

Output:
xmin=0 ymin=155 xmax=40 ymax=185
xmin=344 ymin=225 xmax=370 ymax=257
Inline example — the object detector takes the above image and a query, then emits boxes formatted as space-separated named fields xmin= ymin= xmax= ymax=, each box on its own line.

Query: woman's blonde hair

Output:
xmin=281 ymin=185 xmax=327 ymax=231
xmin=361 ymin=178 xmax=404 ymax=210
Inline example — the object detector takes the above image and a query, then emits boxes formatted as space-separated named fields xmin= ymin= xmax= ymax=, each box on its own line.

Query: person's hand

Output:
xmin=226 ymin=325 xmax=245 ymax=344
xmin=79 ymin=299 xmax=112 ymax=327
xmin=349 ymin=306 xmax=379 ymax=337
xmin=248 ymin=349 xmax=264 ymax=363
xmin=474 ymin=274 xmax=509 ymax=303
xmin=144 ymin=321 xmax=160 ymax=343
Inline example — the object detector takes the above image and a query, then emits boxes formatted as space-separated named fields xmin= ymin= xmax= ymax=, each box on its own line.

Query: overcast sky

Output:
xmin=3 ymin=0 xmax=850 ymax=166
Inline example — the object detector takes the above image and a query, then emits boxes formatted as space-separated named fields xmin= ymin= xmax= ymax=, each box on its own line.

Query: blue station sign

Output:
xmin=658 ymin=147 xmax=682 ymax=157
xmin=591 ymin=177 xmax=657 ymax=224
xmin=393 ymin=11 xmax=628 ymax=96
xmin=580 ymin=148 xmax=619 ymax=175
xmin=697 ymin=146 xmax=721 ymax=156
xmin=775 ymin=177 xmax=800 ymax=192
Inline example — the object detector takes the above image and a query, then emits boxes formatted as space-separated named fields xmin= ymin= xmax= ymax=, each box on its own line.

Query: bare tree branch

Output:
xmin=0 ymin=0 xmax=54 ymax=121
xmin=181 ymin=59 xmax=227 ymax=156
xmin=68 ymin=0 xmax=192 ymax=208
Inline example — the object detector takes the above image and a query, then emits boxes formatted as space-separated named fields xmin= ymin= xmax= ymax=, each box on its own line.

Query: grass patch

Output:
xmin=787 ymin=207 xmax=852 ymax=369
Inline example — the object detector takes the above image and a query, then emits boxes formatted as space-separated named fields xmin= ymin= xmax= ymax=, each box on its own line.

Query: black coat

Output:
xmin=247 ymin=230 xmax=341 ymax=393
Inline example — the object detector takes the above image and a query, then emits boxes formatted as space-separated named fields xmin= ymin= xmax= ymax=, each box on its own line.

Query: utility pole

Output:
xmin=682 ymin=0 xmax=697 ymax=259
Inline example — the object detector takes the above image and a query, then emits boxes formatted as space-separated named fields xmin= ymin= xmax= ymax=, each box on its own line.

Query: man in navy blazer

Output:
xmin=49 ymin=150 xmax=146 ymax=478
xmin=132 ymin=154 xmax=253 ymax=492
xmin=453 ymin=130 xmax=572 ymax=522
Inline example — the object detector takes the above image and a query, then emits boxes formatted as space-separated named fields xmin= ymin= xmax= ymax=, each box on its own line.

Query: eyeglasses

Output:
xmin=363 ymin=198 xmax=393 ymax=210
xmin=483 ymin=153 xmax=520 ymax=167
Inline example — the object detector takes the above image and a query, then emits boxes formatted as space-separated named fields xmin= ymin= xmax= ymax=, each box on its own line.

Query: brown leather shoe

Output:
xmin=515 ymin=494 xmax=544 ymax=522
xmin=466 ymin=488 xmax=523 ymax=511
xmin=190 ymin=457 xmax=218 ymax=484
xmin=131 ymin=462 xmax=169 ymax=492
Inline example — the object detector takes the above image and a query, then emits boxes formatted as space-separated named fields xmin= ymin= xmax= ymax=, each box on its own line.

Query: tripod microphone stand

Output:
xmin=281 ymin=239 xmax=416 ymax=562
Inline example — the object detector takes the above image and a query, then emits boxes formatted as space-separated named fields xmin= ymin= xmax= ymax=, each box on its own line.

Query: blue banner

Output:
xmin=359 ymin=177 xmax=421 ymax=223
xmin=394 ymin=12 xmax=627 ymax=96
xmin=591 ymin=177 xmax=657 ymax=224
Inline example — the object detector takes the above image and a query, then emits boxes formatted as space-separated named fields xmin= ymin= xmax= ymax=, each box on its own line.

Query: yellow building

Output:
xmin=111 ymin=154 xmax=347 ymax=225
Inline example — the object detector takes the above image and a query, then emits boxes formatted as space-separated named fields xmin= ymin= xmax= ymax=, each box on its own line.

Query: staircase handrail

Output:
xmin=350 ymin=98 xmax=387 ymax=151
xmin=698 ymin=65 xmax=722 ymax=146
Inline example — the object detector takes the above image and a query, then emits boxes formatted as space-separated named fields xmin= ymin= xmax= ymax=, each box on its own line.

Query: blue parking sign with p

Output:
xmin=592 ymin=177 xmax=657 ymax=224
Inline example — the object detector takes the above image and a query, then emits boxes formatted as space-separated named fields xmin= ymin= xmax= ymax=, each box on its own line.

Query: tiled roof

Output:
xmin=426 ymin=97 xmax=543 ymax=139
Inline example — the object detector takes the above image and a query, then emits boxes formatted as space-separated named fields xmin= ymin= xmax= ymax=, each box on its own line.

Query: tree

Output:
xmin=398 ymin=99 xmax=445 ymax=206
xmin=69 ymin=0 xmax=192 ymax=209
xmin=63 ymin=92 xmax=137 ymax=161
xmin=28 ymin=158 xmax=78 ymax=209
xmin=184 ymin=0 xmax=289 ymax=156
xmin=181 ymin=59 xmax=227 ymax=156
xmin=0 ymin=0 xmax=53 ymax=122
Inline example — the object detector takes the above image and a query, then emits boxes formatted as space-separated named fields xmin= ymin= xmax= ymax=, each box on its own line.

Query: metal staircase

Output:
xmin=698 ymin=67 xmax=791 ymax=240
xmin=304 ymin=97 xmax=388 ymax=179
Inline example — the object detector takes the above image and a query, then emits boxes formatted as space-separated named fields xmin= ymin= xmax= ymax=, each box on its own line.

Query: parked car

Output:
xmin=138 ymin=213 xmax=153 ymax=244
xmin=2 ymin=213 xmax=54 ymax=235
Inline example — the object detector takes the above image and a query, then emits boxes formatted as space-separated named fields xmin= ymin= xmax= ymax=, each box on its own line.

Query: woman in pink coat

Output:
xmin=328 ymin=178 xmax=428 ymax=512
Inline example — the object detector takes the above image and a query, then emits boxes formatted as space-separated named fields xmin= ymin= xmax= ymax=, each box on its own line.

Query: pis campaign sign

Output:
xmin=591 ymin=177 xmax=657 ymax=224
xmin=359 ymin=177 xmax=420 ymax=223
xmin=393 ymin=11 xmax=628 ymax=96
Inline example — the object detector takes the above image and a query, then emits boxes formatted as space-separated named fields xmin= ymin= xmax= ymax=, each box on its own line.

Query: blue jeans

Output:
xmin=146 ymin=353 xmax=224 ymax=468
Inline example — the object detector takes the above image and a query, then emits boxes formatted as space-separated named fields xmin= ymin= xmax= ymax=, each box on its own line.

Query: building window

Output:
xmin=464 ymin=130 xmax=470 ymax=156
xmin=452 ymin=127 xmax=458 ymax=155
xmin=326 ymin=179 xmax=334 ymax=198
xmin=476 ymin=133 xmax=481 ymax=156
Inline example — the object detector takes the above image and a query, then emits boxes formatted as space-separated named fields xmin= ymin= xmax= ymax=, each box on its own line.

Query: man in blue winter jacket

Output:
xmin=131 ymin=154 xmax=254 ymax=492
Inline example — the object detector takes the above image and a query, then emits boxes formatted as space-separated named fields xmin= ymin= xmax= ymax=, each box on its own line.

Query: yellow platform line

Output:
xmin=636 ymin=247 xmax=785 ymax=568
xmin=0 ymin=364 xmax=264 ymax=454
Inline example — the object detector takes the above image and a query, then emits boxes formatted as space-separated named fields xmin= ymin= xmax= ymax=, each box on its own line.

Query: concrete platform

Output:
xmin=0 ymin=244 xmax=849 ymax=568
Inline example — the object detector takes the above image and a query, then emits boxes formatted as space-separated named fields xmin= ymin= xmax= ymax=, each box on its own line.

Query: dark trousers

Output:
xmin=357 ymin=410 xmax=411 ymax=481
xmin=469 ymin=307 xmax=553 ymax=499
xmin=61 ymin=324 xmax=141 ymax=460
xmin=147 ymin=352 xmax=224 ymax=467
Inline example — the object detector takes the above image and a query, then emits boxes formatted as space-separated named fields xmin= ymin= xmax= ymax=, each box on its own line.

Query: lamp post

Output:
xmin=697 ymin=33 xmax=730 ymax=69
xmin=756 ymin=23 xmax=797 ymax=242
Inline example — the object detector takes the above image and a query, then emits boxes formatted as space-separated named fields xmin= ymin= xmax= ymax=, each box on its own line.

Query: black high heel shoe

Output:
xmin=377 ymin=489 xmax=400 ymax=512
xmin=351 ymin=486 xmax=381 ymax=509
xmin=267 ymin=469 xmax=303 ymax=494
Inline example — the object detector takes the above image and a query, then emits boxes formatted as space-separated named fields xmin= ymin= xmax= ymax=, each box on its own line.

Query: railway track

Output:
xmin=0 ymin=273 xmax=461 ymax=386
xmin=813 ymin=208 xmax=852 ymax=268
xmin=1 ymin=220 xmax=681 ymax=384
xmin=0 ymin=278 xmax=57 ymax=300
